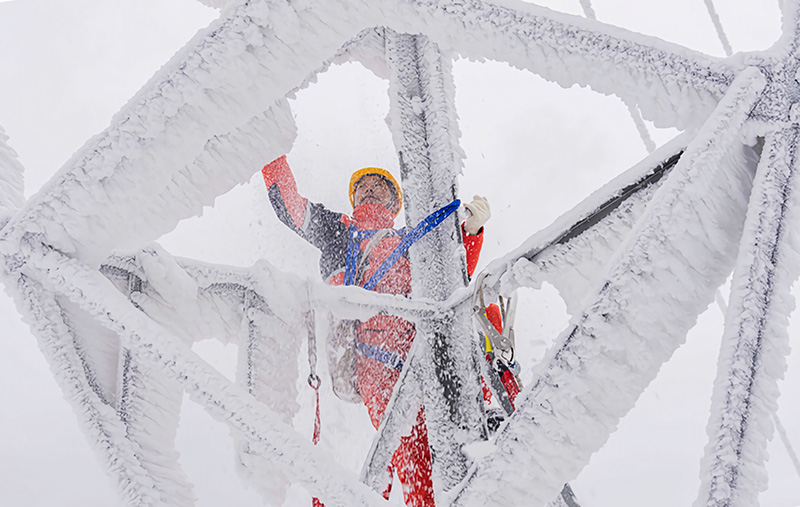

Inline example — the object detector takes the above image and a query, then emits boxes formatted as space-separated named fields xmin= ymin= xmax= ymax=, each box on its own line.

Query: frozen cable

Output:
xmin=623 ymin=99 xmax=656 ymax=153
xmin=774 ymin=412 xmax=800 ymax=480
xmin=578 ymin=0 xmax=655 ymax=154
xmin=703 ymin=0 xmax=733 ymax=56
xmin=578 ymin=0 xmax=596 ymax=19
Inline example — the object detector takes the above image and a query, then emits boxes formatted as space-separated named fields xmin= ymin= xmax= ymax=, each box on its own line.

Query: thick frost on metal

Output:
xmin=384 ymin=30 xmax=485 ymax=493
xmin=8 ymin=274 xmax=164 ymax=506
xmin=451 ymin=68 xmax=765 ymax=507
xmin=483 ymin=136 xmax=687 ymax=315
xmin=696 ymin=127 xmax=800 ymax=507
xmin=396 ymin=0 xmax=735 ymax=129
xmin=25 ymin=243 xmax=388 ymax=507
xmin=3 ymin=0 xmax=800 ymax=506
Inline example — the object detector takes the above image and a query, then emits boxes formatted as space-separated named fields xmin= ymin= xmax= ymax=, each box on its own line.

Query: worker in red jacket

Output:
xmin=262 ymin=155 xmax=490 ymax=507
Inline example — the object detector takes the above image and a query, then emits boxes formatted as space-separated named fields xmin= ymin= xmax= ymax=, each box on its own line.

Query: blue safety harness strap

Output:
xmin=344 ymin=227 xmax=402 ymax=286
xmin=343 ymin=199 xmax=461 ymax=290
xmin=364 ymin=199 xmax=460 ymax=290
xmin=355 ymin=340 xmax=405 ymax=371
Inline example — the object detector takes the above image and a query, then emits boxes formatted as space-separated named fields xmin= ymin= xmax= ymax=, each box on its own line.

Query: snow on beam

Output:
xmin=103 ymin=247 xmax=444 ymax=502
xmin=457 ymin=133 xmax=688 ymax=311
xmin=385 ymin=29 xmax=486 ymax=492
xmin=55 ymin=296 xmax=122 ymax=406
xmin=144 ymin=104 xmax=296 ymax=249
xmin=514 ymin=151 xmax=681 ymax=310
xmin=696 ymin=126 xmax=800 ymax=507
xmin=0 ymin=0 xmax=737 ymax=267
xmin=102 ymin=248 xmax=245 ymax=345
xmin=25 ymin=242 xmax=387 ymax=507
xmin=234 ymin=294 xmax=301 ymax=505
xmin=0 ymin=0 xmax=383 ymax=265
xmin=293 ymin=27 xmax=392 ymax=93
xmin=102 ymin=251 xmax=438 ymax=341
xmin=511 ymin=175 xmax=668 ymax=316
xmin=362 ymin=26 xmax=474 ymax=492
xmin=104 ymin=252 xmax=304 ymax=504
xmin=360 ymin=349 xmax=425 ymax=492
xmin=102 ymin=248 xmax=436 ymax=499
xmin=392 ymin=0 xmax=736 ymax=130
xmin=449 ymin=67 xmax=766 ymax=507
xmin=7 ymin=273 xmax=164 ymax=506
xmin=117 ymin=349 xmax=195 ymax=507
xmin=777 ymin=0 xmax=800 ymax=55
xmin=114 ymin=260 xmax=196 ymax=507
xmin=5 ymin=97 xmax=294 ymax=266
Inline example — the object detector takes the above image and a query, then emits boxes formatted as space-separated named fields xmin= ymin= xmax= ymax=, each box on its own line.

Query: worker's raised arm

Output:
xmin=262 ymin=155 xmax=309 ymax=231
xmin=262 ymin=156 xmax=350 ymax=281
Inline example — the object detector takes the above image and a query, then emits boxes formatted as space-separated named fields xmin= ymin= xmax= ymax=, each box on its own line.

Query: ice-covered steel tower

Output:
xmin=1 ymin=0 xmax=799 ymax=505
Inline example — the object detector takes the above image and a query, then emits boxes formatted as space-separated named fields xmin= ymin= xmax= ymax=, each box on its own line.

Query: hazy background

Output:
xmin=1 ymin=0 xmax=798 ymax=505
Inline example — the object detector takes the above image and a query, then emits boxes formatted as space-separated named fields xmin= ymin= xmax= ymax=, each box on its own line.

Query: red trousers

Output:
xmin=356 ymin=314 xmax=435 ymax=507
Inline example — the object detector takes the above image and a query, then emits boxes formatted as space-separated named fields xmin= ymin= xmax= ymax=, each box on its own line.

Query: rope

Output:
xmin=578 ymin=0 xmax=596 ymax=18
xmin=304 ymin=284 xmax=323 ymax=507
xmin=623 ymin=99 xmax=656 ymax=154
xmin=703 ymin=0 xmax=733 ymax=57
xmin=578 ymin=0 xmax=656 ymax=154
xmin=305 ymin=308 xmax=321 ymax=445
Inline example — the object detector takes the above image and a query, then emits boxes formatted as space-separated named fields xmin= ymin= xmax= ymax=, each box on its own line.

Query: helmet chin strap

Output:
xmin=385 ymin=195 xmax=397 ymax=212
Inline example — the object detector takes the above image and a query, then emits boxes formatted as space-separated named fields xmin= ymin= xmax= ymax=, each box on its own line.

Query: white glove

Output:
xmin=464 ymin=195 xmax=491 ymax=235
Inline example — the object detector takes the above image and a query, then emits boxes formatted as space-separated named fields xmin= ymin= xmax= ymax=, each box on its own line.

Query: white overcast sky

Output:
xmin=1 ymin=1 xmax=799 ymax=506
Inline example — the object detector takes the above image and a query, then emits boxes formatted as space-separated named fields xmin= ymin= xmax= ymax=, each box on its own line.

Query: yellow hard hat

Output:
xmin=349 ymin=167 xmax=403 ymax=215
